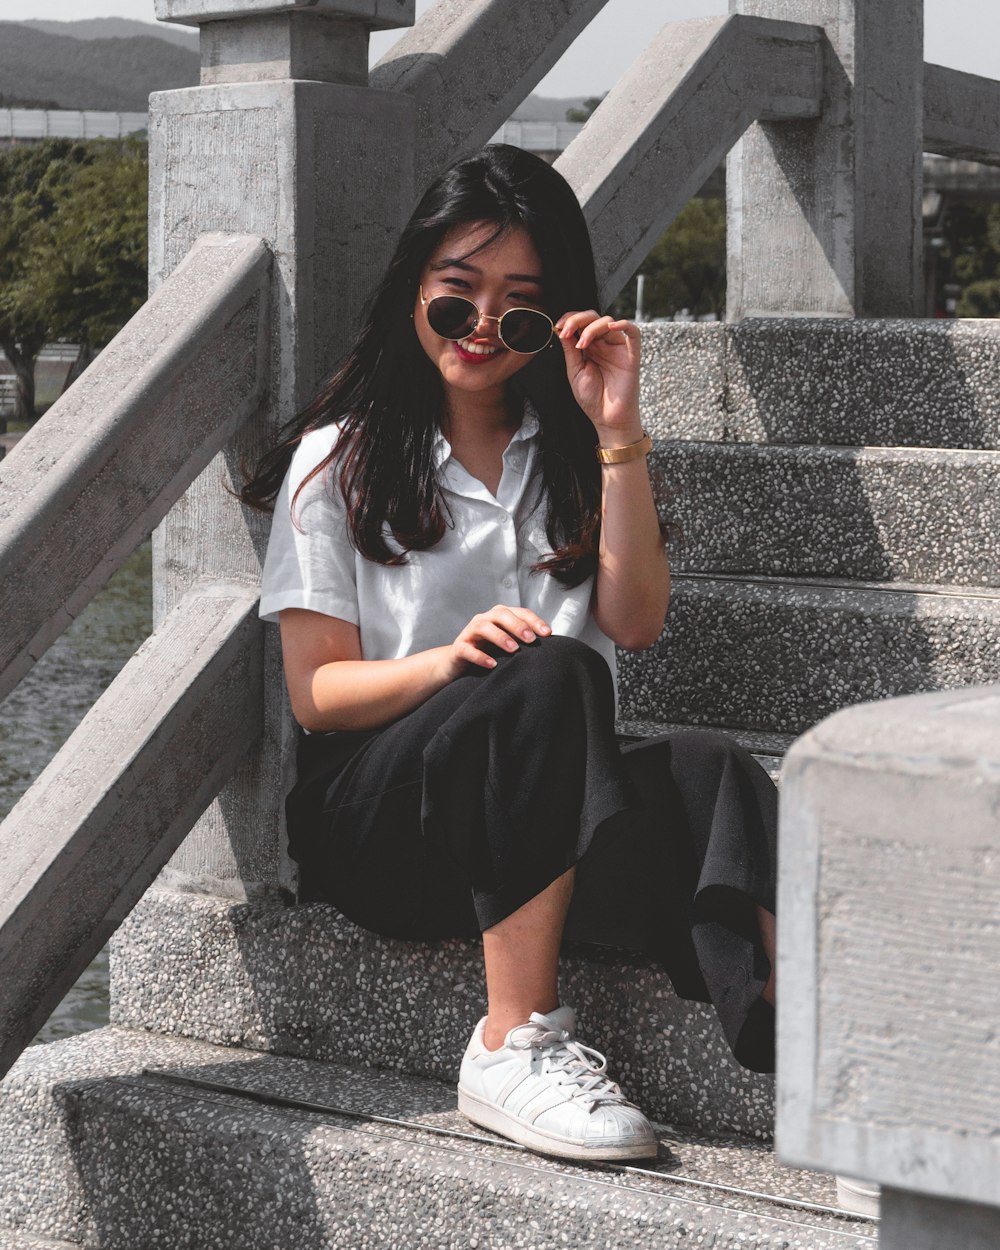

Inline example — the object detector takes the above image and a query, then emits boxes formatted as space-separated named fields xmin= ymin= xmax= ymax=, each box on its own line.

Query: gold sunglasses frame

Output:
xmin=418 ymin=284 xmax=555 ymax=354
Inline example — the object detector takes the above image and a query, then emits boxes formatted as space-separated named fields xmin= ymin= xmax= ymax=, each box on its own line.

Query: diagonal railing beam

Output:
xmin=0 ymin=232 xmax=271 ymax=704
xmin=370 ymin=0 xmax=612 ymax=197
xmin=0 ymin=584 xmax=262 ymax=1081
xmin=924 ymin=63 xmax=1000 ymax=168
xmin=555 ymin=14 xmax=823 ymax=308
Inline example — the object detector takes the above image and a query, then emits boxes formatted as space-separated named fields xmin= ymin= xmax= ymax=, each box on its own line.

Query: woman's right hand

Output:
xmin=437 ymin=605 xmax=552 ymax=683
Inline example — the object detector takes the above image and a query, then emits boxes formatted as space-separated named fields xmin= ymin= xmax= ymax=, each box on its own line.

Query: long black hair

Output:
xmin=240 ymin=144 xmax=605 ymax=586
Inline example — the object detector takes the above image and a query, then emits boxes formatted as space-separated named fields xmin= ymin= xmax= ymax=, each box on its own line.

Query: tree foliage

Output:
xmin=951 ymin=203 xmax=1000 ymax=318
xmin=0 ymin=137 xmax=147 ymax=421
xmin=565 ymin=94 xmax=607 ymax=123
xmin=611 ymin=197 xmax=727 ymax=321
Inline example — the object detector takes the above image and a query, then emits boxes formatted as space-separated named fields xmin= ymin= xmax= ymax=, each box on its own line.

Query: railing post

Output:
xmin=778 ymin=685 xmax=1000 ymax=1245
xmin=726 ymin=0 xmax=924 ymax=318
xmin=147 ymin=0 xmax=415 ymax=894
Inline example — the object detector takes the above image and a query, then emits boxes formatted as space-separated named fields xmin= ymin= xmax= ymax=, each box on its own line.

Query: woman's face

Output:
xmin=413 ymin=221 xmax=548 ymax=408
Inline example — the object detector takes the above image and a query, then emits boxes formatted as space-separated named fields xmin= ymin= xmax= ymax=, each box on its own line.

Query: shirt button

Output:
xmin=501 ymin=513 xmax=513 ymax=525
xmin=502 ymin=576 xmax=514 ymax=589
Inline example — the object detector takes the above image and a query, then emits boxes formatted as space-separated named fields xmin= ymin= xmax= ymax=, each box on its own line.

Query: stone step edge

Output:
xmin=617 ymin=718 xmax=795 ymax=759
xmin=654 ymin=438 xmax=1000 ymax=462
xmin=673 ymin=570 xmax=1000 ymax=603
xmin=0 ymin=1234 xmax=79 ymax=1250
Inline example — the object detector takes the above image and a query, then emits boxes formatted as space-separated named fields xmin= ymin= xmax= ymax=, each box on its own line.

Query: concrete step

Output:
xmin=0 ymin=1235 xmax=80 ymax=1249
xmin=656 ymin=441 xmax=1000 ymax=587
xmin=0 ymin=1027 xmax=878 ymax=1250
xmin=618 ymin=718 xmax=793 ymax=782
xmin=109 ymin=885 xmax=775 ymax=1139
xmin=617 ymin=574 xmax=1000 ymax=737
xmin=640 ymin=319 xmax=1000 ymax=449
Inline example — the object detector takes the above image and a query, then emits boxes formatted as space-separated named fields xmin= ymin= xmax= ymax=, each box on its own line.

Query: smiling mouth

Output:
xmin=453 ymin=338 xmax=504 ymax=363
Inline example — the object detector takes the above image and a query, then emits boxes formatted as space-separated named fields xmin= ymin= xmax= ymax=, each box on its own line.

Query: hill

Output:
xmin=17 ymin=17 xmax=199 ymax=54
xmin=0 ymin=22 xmax=198 ymax=112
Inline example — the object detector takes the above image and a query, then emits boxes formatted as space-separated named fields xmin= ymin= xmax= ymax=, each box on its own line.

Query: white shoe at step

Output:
xmin=836 ymin=1174 xmax=881 ymax=1217
xmin=457 ymin=1005 xmax=657 ymax=1162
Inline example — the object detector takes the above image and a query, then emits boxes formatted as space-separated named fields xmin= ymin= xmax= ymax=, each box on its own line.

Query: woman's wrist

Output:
xmin=592 ymin=418 xmax=644 ymax=448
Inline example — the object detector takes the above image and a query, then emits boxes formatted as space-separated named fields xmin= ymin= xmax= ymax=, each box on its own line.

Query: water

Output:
xmin=0 ymin=541 xmax=152 ymax=1047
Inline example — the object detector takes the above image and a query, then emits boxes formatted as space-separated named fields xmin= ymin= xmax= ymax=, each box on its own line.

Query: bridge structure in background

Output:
xmin=1 ymin=2 xmax=1000 ymax=1247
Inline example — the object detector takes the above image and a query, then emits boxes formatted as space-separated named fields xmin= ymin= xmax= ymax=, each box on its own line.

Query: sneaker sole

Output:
xmin=457 ymin=1085 xmax=658 ymax=1162
xmin=836 ymin=1177 xmax=881 ymax=1218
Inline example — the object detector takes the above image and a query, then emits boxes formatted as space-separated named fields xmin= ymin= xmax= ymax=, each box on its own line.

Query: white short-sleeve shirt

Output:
xmin=258 ymin=402 xmax=618 ymax=703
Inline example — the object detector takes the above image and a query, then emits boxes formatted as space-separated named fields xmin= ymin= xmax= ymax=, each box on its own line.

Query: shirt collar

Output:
xmin=432 ymin=398 xmax=541 ymax=470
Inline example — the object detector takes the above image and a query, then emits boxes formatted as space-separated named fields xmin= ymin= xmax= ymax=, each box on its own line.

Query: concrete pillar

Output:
xmin=148 ymin=0 xmax=415 ymax=894
xmin=880 ymin=1190 xmax=1000 ymax=1250
xmin=726 ymin=0 xmax=924 ymax=318
xmin=777 ymin=684 xmax=1000 ymax=1217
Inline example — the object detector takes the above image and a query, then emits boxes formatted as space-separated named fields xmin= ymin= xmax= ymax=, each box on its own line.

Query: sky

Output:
xmin=6 ymin=0 xmax=1000 ymax=95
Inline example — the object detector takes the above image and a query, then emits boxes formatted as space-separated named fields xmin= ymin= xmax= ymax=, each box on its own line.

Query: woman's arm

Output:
xmin=554 ymin=313 xmax=670 ymax=650
xmin=279 ymin=604 xmax=552 ymax=732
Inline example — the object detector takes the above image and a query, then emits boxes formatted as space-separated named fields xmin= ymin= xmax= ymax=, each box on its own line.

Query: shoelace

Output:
xmin=507 ymin=1015 xmax=627 ymax=1108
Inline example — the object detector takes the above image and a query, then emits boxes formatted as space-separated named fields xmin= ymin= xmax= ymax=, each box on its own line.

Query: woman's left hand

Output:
xmin=554 ymin=310 xmax=641 ymax=433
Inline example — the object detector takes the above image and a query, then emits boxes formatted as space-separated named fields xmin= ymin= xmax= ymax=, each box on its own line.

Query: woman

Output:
xmin=242 ymin=144 xmax=777 ymax=1164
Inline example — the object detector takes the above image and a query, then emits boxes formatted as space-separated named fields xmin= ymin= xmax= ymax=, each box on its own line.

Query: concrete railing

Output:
xmin=556 ymin=15 xmax=823 ymax=308
xmin=924 ymin=63 xmax=1000 ymax=166
xmin=0 ymin=583 xmax=262 ymax=1080
xmin=778 ymin=685 xmax=1000 ymax=1246
xmin=0 ymin=232 xmax=270 ymax=703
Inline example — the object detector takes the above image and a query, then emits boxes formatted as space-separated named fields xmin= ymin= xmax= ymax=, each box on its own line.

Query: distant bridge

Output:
xmin=0 ymin=108 xmax=147 ymax=145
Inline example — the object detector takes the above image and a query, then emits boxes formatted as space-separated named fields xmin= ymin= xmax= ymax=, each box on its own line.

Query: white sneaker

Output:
xmin=457 ymin=1005 xmax=657 ymax=1162
xmin=836 ymin=1175 xmax=881 ymax=1217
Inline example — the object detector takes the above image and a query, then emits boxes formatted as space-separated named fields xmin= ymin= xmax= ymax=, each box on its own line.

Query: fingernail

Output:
xmin=522 ymin=629 xmax=535 ymax=641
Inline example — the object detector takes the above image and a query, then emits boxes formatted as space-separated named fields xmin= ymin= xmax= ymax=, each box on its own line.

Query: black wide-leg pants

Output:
xmin=286 ymin=635 xmax=778 ymax=1073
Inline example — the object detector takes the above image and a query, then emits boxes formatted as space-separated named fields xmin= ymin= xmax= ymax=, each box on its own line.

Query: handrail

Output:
xmin=0 ymin=232 xmax=271 ymax=704
xmin=924 ymin=63 xmax=1000 ymax=167
xmin=0 ymin=582 xmax=262 ymax=1081
xmin=555 ymin=15 xmax=823 ymax=307
xmin=370 ymin=0 xmax=612 ymax=196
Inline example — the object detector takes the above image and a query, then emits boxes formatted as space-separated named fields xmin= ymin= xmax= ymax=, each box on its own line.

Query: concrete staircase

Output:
xmin=624 ymin=319 xmax=1000 ymax=742
xmin=5 ymin=317 xmax=997 ymax=1246
xmin=2 ymin=1027 xmax=876 ymax=1250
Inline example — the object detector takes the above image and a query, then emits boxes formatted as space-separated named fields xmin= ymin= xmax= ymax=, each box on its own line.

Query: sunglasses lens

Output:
xmin=426 ymin=296 xmax=479 ymax=341
xmin=500 ymin=309 xmax=553 ymax=353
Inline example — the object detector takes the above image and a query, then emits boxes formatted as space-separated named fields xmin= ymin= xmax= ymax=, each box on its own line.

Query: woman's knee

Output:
xmin=503 ymin=633 xmax=611 ymax=691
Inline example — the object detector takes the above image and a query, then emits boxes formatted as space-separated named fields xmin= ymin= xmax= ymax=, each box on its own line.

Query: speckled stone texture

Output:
xmin=0 ymin=1027 xmax=876 ymax=1250
xmin=616 ymin=577 xmax=1000 ymax=735
xmin=639 ymin=319 xmax=1000 ymax=447
xmin=655 ymin=442 xmax=1000 ymax=586
xmin=108 ymin=887 xmax=775 ymax=1140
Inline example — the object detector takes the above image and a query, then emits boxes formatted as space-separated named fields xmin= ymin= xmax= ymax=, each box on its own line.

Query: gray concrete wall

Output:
xmin=728 ymin=0 xmax=924 ymax=318
xmin=777 ymin=684 xmax=1000 ymax=1211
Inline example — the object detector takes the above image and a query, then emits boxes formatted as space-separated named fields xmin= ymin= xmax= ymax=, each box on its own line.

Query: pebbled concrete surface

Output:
xmin=108 ymin=888 xmax=776 ymax=1140
xmin=1 ymin=1026 xmax=876 ymax=1250
xmin=654 ymin=441 xmax=1000 ymax=586
xmin=617 ymin=575 xmax=1000 ymax=735
xmin=639 ymin=319 xmax=1000 ymax=448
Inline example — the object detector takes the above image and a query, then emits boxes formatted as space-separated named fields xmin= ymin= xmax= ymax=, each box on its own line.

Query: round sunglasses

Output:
xmin=419 ymin=285 xmax=555 ymax=354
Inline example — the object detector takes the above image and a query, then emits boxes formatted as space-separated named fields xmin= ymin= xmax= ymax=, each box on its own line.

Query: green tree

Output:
xmin=954 ymin=203 xmax=1000 ymax=317
xmin=0 ymin=139 xmax=94 ymax=422
xmin=15 ymin=137 xmax=148 ymax=391
xmin=565 ymin=94 xmax=607 ymax=123
xmin=0 ymin=137 xmax=148 ymax=422
xmin=611 ymin=197 xmax=726 ymax=321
